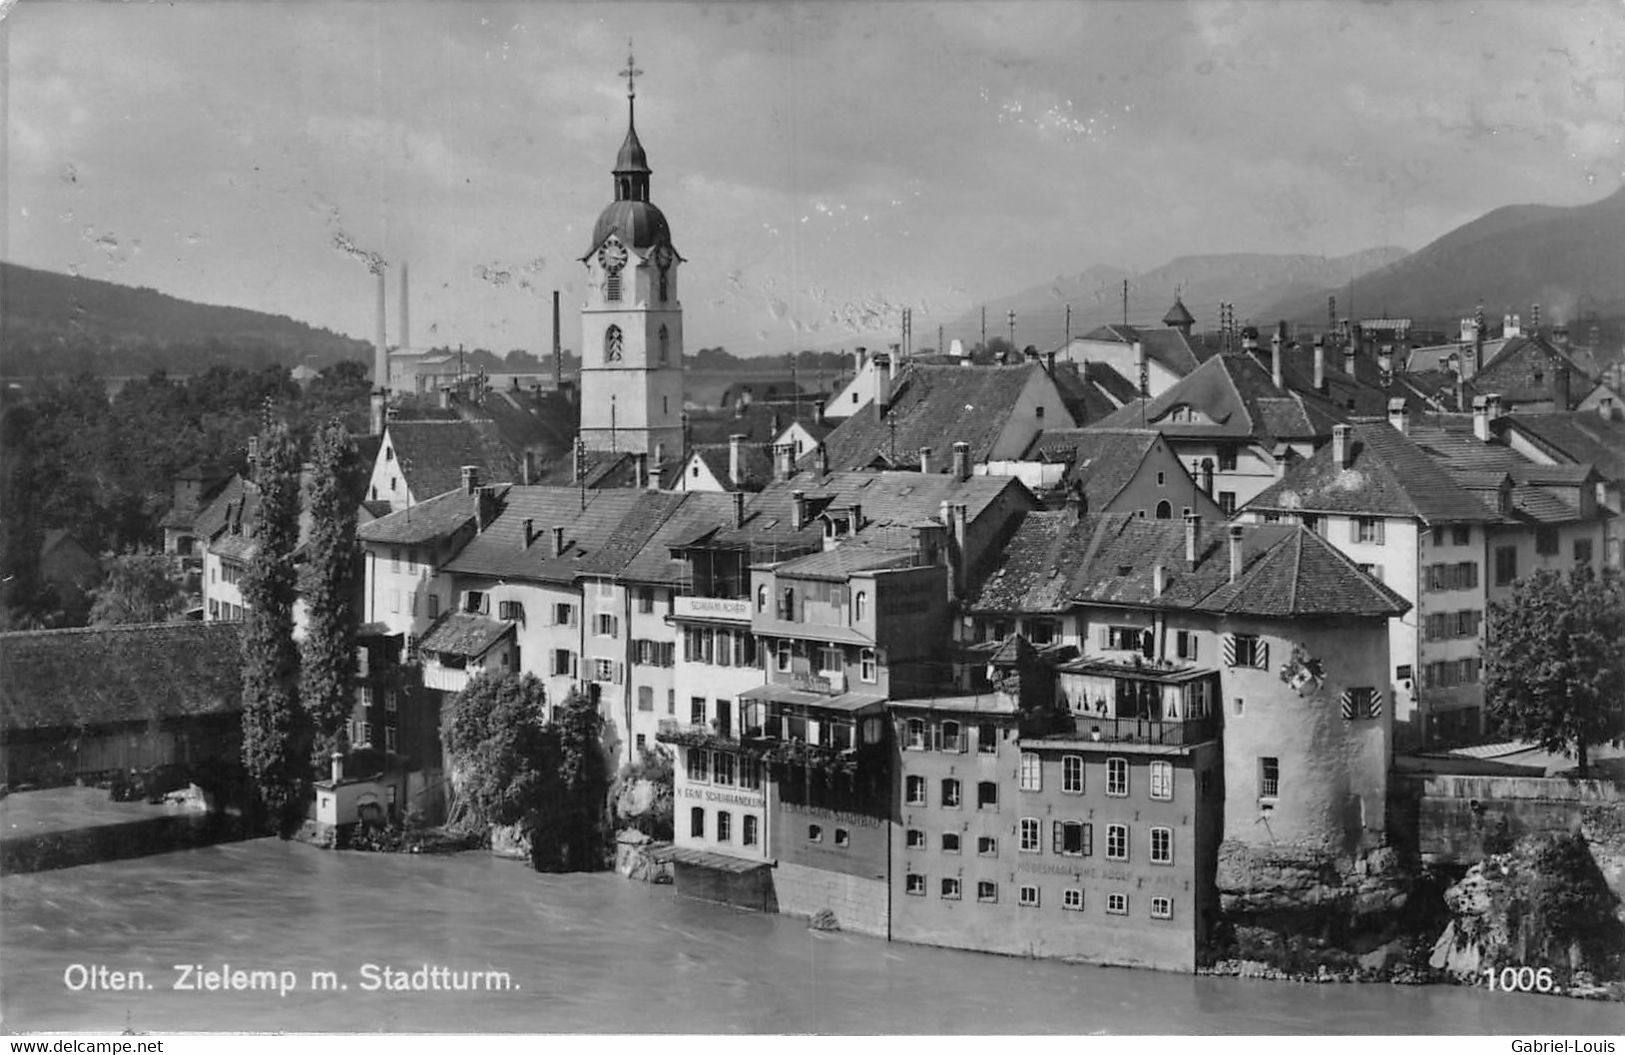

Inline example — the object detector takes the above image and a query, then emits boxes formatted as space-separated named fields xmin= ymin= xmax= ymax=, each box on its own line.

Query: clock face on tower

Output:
xmin=597 ymin=239 xmax=629 ymax=274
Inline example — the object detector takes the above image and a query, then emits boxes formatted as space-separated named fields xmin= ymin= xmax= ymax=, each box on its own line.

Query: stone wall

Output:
xmin=770 ymin=861 xmax=889 ymax=937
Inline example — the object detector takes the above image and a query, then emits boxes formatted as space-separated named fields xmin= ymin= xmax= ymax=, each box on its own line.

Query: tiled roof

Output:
xmin=1048 ymin=362 xmax=1122 ymax=424
xmin=1095 ymin=350 xmax=1345 ymax=444
xmin=1 ymin=622 xmax=243 ymax=732
xmin=386 ymin=420 xmax=515 ymax=500
xmin=1407 ymin=422 xmax=1598 ymax=525
xmin=1071 ymin=325 xmax=1203 ymax=375
xmin=690 ymin=442 xmax=776 ymax=492
xmin=358 ymin=487 xmax=486 ymax=545
xmin=440 ymin=487 xmax=672 ymax=583
xmin=689 ymin=402 xmax=831 ymax=447
xmin=968 ymin=512 xmax=1408 ymax=620
xmin=768 ymin=541 xmax=921 ymax=581
xmin=700 ymin=470 xmax=1032 ymax=559
xmin=1465 ymin=336 xmax=1594 ymax=405
xmin=615 ymin=493 xmax=737 ymax=586
xmin=811 ymin=363 xmax=1053 ymax=472
xmin=460 ymin=388 xmax=577 ymax=464
xmin=1028 ymin=428 xmax=1158 ymax=509
xmin=886 ymin=692 xmax=1019 ymax=715
xmin=417 ymin=611 xmax=513 ymax=659
xmin=159 ymin=466 xmax=232 ymax=531
xmin=1245 ymin=420 xmax=1498 ymax=524
xmin=1496 ymin=412 xmax=1625 ymax=480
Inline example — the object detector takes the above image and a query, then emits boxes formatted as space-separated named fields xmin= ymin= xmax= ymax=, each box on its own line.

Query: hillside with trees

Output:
xmin=1 ymin=261 xmax=374 ymax=377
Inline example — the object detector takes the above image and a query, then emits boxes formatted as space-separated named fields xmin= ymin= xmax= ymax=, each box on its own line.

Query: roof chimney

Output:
xmin=475 ymin=485 xmax=496 ymax=532
xmin=1472 ymin=395 xmax=1491 ymax=442
xmin=1312 ymin=337 xmax=1326 ymax=393
xmin=1228 ymin=523 xmax=1244 ymax=583
xmin=572 ymin=440 xmax=586 ymax=485
xmin=730 ymin=434 xmax=746 ymax=486
xmin=648 ymin=465 xmax=663 ymax=491
xmin=522 ymin=518 xmax=534 ymax=548
xmin=1270 ymin=331 xmax=1283 ymax=389
xmin=918 ymin=447 xmax=933 ymax=475
xmin=732 ymin=490 xmax=746 ymax=528
xmin=1064 ymin=486 xmax=1082 ymax=524
xmin=1553 ymin=363 xmax=1571 ymax=411
xmin=633 ymin=452 xmax=647 ymax=491
xmin=462 ymin=465 xmax=480 ymax=495
xmin=331 ymin=751 xmax=344 ymax=784
xmin=888 ymin=345 xmax=900 ymax=381
xmin=1272 ymin=442 xmax=1291 ymax=479
xmin=813 ymin=397 xmax=826 ymax=425
xmin=374 ymin=266 xmax=388 ymax=392
xmin=870 ymin=350 xmax=890 ymax=421
xmin=1387 ymin=397 xmax=1409 ymax=436
xmin=522 ymin=450 xmax=536 ymax=486
xmin=815 ymin=443 xmax=830 ymax=476
xmin=1486 ymin=393 xmax=1504 ymax=423
xmin=551 ymin=525 xmax=565 ymax=558
xmin=790 ymin=489 xmax=807 ymax=531
xmin=774 ymin=442 xmax=794 ymax=482
xmin=951 ymin=441 xmax=971 ymax=482
xmin=1242 ymin=326 xmax=1260 ymax=353
xmin=1153 ymin=563 xmax=1166 ymax=597
xmin=1332 ymin=424 xmax=1353 ymax=469
xmin=1343 ymin=344 xmax=1357 ymax=376
xmin=1184 ymin=513 xmax=1201 ymax=570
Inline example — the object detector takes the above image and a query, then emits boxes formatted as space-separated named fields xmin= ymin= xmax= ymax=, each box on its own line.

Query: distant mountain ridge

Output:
xmin=929 ymin=246 xmax=1408 ymax=353
xmin=1258 ymin=186 xmax=1625 ymax=326
xmin=0 ymin=261 xmax=370 ymax=362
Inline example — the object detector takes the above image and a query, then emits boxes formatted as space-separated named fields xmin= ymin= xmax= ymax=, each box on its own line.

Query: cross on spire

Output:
xmin=620 ymin=41 xmax=642 ymax=117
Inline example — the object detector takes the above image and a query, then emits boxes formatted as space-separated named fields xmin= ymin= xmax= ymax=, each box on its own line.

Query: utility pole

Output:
xmin=1007 ymin=309 xmax=1016 ymax=354
xmin=1122 ymin=279 xmax=1129 ymax=327
xmin=1064 ymin=303 xmax=1072 ymax=348
xmin=980 ymin=306 xmax=987 ymax=353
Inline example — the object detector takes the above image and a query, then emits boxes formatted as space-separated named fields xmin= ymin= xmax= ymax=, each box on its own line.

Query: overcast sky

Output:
xmin=5 ymin=1 xmax=1622 ymax=358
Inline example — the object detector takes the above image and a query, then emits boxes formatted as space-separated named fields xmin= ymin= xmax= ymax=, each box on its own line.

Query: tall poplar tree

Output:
xmin=299 ymin=419 xmax=366 ymax=770
xmin=239 ymin=419 xmax=307 ymax=831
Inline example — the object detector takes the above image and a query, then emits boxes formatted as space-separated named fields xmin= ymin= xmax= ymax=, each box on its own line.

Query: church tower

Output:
xmin=578 ymin=49 xmax=686 ymax=462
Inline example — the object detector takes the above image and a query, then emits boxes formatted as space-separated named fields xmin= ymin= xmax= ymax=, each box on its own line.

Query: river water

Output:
xmin=2 ymin=839 xmax=1620 ymax=1035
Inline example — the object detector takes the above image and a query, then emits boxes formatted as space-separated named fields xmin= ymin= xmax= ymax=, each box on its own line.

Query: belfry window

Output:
xmin=606 ymin=273 xmax=621 ymax=302
xmin=604 ymin=325 xmax=623 ymax=362
xmin=659 ymin=325 xmax=670 ymax=365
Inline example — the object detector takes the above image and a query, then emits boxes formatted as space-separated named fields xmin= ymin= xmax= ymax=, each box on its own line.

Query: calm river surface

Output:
xmin=2 ymin=839 xmax=1621 ymax=1034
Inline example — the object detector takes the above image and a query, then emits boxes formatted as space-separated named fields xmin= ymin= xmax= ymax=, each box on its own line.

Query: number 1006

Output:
xmin=1484 ymin=966 xmax=1556 ymax=992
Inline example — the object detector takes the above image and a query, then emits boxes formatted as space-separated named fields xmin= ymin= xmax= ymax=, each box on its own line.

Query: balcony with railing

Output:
xmin=1055 ymin=657 xmax=1220 ymax=746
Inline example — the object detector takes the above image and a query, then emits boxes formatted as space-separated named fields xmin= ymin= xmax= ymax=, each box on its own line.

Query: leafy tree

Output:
xmin=443 ymin=671 xmax=560 ymax=831
xmin=548 ymin=690 xmax=613 ymax=871
xmin=1484 ymin=564 xmax=1625 ymax=777
xmin=299 ymin=420 xmax=367 ymax=769
xmin=88 ymin=551 xmax=185 ymax=626
xmin=238 ymin=420 xmax=308 ymax=832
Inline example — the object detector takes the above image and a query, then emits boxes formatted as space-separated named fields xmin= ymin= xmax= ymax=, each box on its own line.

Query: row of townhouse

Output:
xmin=1241 ymin=398 xmax=1612 ymax=746
xmin=658 ymin=492 xmax=1405 ymax=971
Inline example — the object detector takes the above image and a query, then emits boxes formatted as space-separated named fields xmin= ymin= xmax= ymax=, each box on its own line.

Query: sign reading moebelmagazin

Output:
xmin=63 ymin=963 xmax=519 ymax=997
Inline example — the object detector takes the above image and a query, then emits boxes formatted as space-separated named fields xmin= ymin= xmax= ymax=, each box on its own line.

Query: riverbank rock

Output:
xmin=1429 ymin=833 xmax=1624 ymax=984
xmin=489 ymin=823 xmax=532 ymax=861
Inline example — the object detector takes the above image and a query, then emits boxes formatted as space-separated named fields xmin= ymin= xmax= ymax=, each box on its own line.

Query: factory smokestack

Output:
xmin=374 ymin=266 xmax=388 ymax=389
xmin=399 ymin=261 xmax=410 ymax=353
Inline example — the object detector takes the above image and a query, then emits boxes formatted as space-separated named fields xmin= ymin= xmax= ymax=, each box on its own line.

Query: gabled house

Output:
xmin=1050 ymin=310 xmax=1207 ymax=400
xmin=811 ymin=360 xmax=1075 ymax=474
xmin=367 ymin=420 xmax=517 ymax=512
xmin=1464 ymin=335 xmax=1594 ymax=413
xmin=1093 ymin=350 xmax=1347 ymax=514
xmin=986 ymin=428 xmax=1227 ymax=522
xmin=673 ymin=435 xmax=775 ymax=493
xmin=1493 ymin=410 xmax=1625 ymax=566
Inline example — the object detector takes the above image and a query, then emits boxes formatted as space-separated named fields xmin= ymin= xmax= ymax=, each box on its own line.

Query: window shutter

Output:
xmin=1340 ymin=689 xmax=1355 ymax=720
xmin=1375 ymin=519 xmax=1385 ymax=544
xmin=1099 ymin=625 xmax=1109 ymax=649
xmin=1258 ymin=641 xmax=1270 ymax=670
xmin=1222 ymin=634 xmax=1237 ymax=667
xmin=1349 ymin=519 xmax=1361 ymax=543
xmin=1052 ymin=821 xmax=1063 ymax=854
xmin=1368 ymin=691 xmax=1384 ymax=719
xmin=570 ymin=653 xmax=578 ymax=678
xmin=1082 ymin=823 xmax=1093 ymax=857
xmin=614 ymin=662 xmax=624 ymax=685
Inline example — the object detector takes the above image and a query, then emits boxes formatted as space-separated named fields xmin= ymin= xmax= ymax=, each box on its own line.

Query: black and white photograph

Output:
xmin=2 ymin=0 xmax=1623 ymax=1041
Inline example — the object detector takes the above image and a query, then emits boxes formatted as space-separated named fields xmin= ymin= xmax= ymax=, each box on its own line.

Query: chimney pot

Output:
xmin=733 ymin=490 xmax=746 ymax=528
xmin=816 ymin=443 xmax=830 ymax=476
xmin=791 ymin=489 xmax=807 ymax=531
xmin=1153 ymin=563 xmax=1166 ymax=597
xmin=522 ymin=450 xmax=536 ymax=486
xmin=331 ymin=751 xmax=344 ymax=784
xmin=730 ymin=433 xmax=747 ymax=486
xmin=1270 ymin=332 xmax=1284 ymax=389
xmin=1312 ymin=338 xmax=1326 ymax=393
xmin=951 ymin=441 xmax=971 ymax=482
xmin=918 ymin=447 xmax=933 ymax=475
xmin=814 ymin=397 xmax=826 ymax=424
xmin=1332 ymin=424 xmax=1353 ymax=468
xmin=552 ymin=526 xmax=565 ymax=558
xmin=462 ymin=465 xmax=480 ymax=495
xmin=1184 ymin=513 xmax=1201 ymax=570
xmin=774 ymin=443 xmax=794 ymax=482
xmin=1228 ymin=523 xmax=1245 ymax=583
xmin=648 ymin=466 xmax=663 ymax=491
xmin=632 ymin=452 xmax=647 ymax=491
xmin=522 ymin=518 xmax=534 ymax=548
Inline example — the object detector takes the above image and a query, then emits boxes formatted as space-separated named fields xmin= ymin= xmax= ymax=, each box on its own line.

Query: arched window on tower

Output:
xmin=604 ymin=325 xmax=623 ymax=363
xmin=1155 ymin=500 xmax=1172 ymax=519
xmin=658 ymin=268 xmax=669 ymax=302
xmin=658 ymin=325 xmax=670 ymax=365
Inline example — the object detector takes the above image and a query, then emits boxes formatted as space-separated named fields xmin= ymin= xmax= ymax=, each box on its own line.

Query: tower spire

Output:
xmin=620 ymin=41 xmax=642 ymax=128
